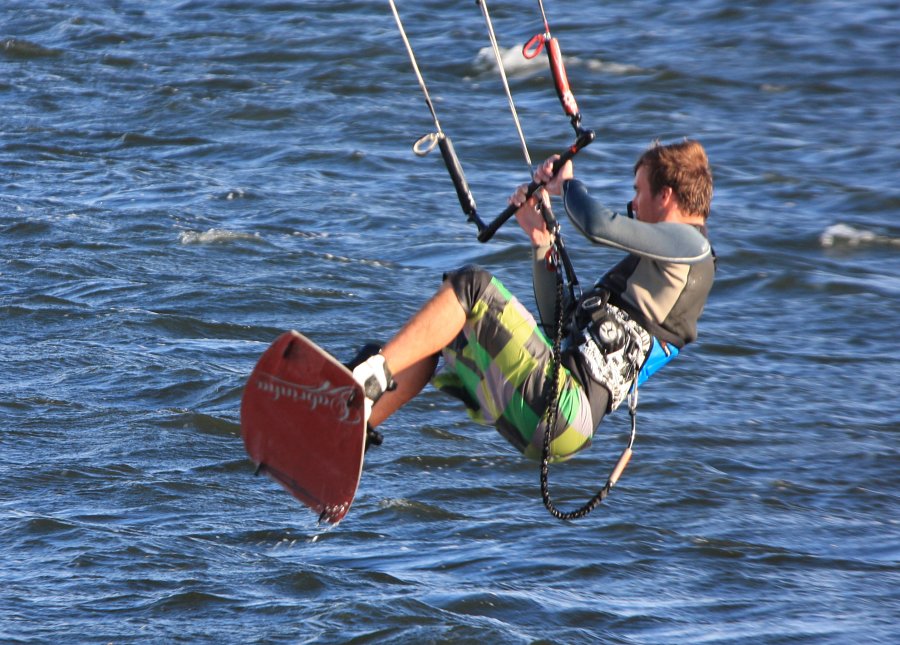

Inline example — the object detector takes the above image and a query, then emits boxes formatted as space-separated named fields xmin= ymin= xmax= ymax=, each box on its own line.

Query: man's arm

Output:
xmin=531 ymin=242 xmax=558 ymax=332
xmin=562 ymin=179 xmax=711 ymax=263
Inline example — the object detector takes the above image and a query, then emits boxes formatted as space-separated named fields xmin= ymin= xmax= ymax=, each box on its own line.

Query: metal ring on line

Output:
xmin=413 ymin=132 xmax=441 ymax=157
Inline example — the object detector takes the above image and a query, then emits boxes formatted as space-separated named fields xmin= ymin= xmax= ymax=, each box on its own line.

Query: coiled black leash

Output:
xmin=536 ymin=210 xmax=638 ymax=521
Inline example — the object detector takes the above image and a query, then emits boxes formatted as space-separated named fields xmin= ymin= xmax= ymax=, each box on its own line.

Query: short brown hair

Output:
xmin=634 ymin=140 xmax=713 ymax=218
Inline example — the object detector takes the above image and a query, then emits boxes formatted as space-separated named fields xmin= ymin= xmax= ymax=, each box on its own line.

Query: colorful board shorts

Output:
xmin=432 ymin=266 xmax=596 ymax=461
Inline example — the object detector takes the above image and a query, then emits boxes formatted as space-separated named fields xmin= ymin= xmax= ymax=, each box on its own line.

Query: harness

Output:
xmin=567 ymin=290 xmax=652 ymax=412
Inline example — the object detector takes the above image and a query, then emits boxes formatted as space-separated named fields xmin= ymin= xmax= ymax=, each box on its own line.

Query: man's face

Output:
xmin=632 ymin=165 xmax=664 ymax=223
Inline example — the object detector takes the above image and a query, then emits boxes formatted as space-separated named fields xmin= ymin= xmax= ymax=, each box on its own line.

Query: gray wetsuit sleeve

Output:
xmin=531 ymin=243 xmax=558 ymax=331
xmin=562 ymin=179 xmax=711 ymax=263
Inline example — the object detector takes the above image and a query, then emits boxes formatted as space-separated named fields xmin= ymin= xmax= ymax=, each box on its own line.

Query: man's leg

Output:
xmin=358 ymin=281 xmax=466 ymax=428
xmin=381 ymin=281 xmax=465 ymax=374
xmin=368 ymin=354 xmax=438 ymax=428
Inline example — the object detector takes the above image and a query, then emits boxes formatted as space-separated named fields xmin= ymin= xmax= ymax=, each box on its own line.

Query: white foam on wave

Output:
xmin=583 ymin=57 xmax=646 ymax=76
xmin=474 ymin=44 xmax=646 ymax=78
xmin=474 ymin=44 xmax=544 ymax=75
xmin=819 ymin=223 xmax=900 ymax=248
xmin=178 ymin=228 xmax=260 ymax=245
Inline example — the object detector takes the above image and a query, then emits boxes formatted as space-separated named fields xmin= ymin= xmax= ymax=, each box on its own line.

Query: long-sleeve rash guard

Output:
xmin=532 ymin=178 xmax=715 ymax=349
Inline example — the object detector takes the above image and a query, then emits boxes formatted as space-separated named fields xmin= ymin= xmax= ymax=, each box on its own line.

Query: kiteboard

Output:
xmin=240 ymin=331 xmax=367 ymax=524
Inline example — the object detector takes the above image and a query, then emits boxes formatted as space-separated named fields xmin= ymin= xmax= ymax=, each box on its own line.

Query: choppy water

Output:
xmin=2 ymin=1 xmax=898 ymax=643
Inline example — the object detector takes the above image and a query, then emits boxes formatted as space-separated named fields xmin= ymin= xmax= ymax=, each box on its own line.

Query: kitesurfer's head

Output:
xmin=633 ymin=140 xmax=713 ymax=221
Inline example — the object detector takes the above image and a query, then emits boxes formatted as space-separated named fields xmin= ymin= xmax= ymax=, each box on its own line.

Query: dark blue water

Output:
xmin=2 ymin=1 xmax=898 ymax=643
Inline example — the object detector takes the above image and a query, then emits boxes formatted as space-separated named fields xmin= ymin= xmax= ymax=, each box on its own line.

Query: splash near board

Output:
xmin=240 ymin=331 xmax=366 ymax=524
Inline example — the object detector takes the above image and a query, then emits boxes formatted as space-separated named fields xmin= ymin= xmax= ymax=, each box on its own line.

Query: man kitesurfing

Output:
xmin=241 ymin=0 xmax=716 ymax=522
xmin=345 ymin=1 xmax=716 ymax=519
xmin=351 ymin=140 xmax=715 ymax=478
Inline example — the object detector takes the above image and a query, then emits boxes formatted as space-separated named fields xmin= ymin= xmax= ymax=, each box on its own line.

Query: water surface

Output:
xmin=2 ymin=1 xmax=898 ymax=643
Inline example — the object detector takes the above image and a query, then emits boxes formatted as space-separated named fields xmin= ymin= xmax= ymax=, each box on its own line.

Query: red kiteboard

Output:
xmin=240 ymin=331 xmax=366 ymax=524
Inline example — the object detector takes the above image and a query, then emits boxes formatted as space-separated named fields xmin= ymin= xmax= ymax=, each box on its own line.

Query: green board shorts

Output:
xmin=432 ymin=266 xmax=597 ymax=461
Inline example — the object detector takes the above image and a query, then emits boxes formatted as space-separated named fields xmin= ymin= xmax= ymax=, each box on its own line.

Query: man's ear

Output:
xmin=658 ymin=185 xmax=676 ymax=212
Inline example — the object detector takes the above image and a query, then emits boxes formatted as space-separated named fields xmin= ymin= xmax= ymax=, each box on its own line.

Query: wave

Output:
xmin=819 ymin=223 xmax=900 ymax=248
xmin=1 ymin=38 xmax=62 ymax=59
xmin=474 ymin=44 xmax=646 ymax=77
xmin=474 ymin=44 xmax=543 ymax=76
xmin=178 ymin=228 xmax=261 ymax=245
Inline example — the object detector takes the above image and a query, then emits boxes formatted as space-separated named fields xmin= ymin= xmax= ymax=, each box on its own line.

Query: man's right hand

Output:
xmin=510 ymin=185 xmax=554 ymax=248
xmin=534 ymin=155 xmax=573 ymax=196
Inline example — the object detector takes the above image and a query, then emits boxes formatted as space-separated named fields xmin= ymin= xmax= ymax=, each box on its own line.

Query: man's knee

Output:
xmin=442 ymin=265 xmax=493 ymax=313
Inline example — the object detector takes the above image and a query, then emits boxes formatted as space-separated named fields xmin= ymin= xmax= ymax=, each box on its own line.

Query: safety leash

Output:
xmin=540 ymin=272 xmax=639 ymax=519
